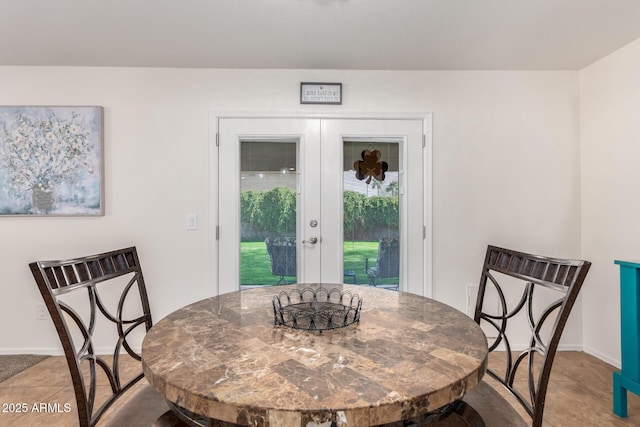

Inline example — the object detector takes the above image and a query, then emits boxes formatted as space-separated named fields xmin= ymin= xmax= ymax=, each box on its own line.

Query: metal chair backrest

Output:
xmin=29 ymin=247 xmax=152 ymax=427
xmin=375 ymin=237 xmax=399 ymax=278
xmin=474 ymin=245 xmax=590 ymax=427
xmin=265 ymin=237 xmax=296 ymax=281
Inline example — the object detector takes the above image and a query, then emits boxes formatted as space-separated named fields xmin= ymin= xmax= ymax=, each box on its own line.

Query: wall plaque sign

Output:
xmin=300 ymin=82 xmax=342 ymax=105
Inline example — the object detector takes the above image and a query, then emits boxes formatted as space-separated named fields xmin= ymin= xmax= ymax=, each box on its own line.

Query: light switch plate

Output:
xmin=185 ymin=213 xmax=197 ymax=230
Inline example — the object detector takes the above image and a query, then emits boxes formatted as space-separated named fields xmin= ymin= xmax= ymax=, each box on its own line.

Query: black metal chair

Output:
xmin=458 ymin=245 xmax=591 ymax=427
xmin=265 ymin=237 xmax=296 ymax=284
xmin=365 ymin=237 xmax=399 ymax=289
xmin=29 ymin=247 xmax=185 ymax=427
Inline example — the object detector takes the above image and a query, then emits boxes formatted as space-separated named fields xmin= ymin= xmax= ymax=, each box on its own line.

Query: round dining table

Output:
xmin=142 ymin=284 xmax=488 ymax=426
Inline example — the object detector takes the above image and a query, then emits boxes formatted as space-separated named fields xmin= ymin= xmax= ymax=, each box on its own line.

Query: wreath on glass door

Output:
xmin=353 ymin=148 xmax=388 ymax=184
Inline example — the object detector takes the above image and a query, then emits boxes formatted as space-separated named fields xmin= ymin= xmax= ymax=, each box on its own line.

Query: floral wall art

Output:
xmin=0 ymin=106 xmax=103 ymax=215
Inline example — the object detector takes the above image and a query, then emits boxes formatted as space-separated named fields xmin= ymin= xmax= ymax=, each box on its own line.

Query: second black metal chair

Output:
xmin=365 ymin=237 xmax=399 ymax=289
xmin=460 ymin=245 xmax=591 ymax=427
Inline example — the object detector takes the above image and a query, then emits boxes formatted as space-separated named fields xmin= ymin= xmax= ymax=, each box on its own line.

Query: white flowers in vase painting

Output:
xmin=0 ymin=106 xmax=103 ymax=215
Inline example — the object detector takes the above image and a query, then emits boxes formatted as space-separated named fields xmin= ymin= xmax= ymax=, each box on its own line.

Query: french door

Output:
xmin=216 ymin=117 xmax=429 ymax=295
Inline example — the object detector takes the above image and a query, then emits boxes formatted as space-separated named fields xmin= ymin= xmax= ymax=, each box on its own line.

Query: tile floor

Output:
xmin=0 ymin=351 xmax=639 ymax=426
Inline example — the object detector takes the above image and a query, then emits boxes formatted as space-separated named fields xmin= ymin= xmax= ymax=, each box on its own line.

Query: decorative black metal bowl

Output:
xmin=272 ymin=287 xmax=362 ymax=332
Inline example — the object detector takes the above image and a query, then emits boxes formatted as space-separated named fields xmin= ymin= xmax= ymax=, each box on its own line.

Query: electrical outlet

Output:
xmin=36 ymin=303 xmax=47 ymax=320
xmin=467 ymin=284 xmax=498 ymax=339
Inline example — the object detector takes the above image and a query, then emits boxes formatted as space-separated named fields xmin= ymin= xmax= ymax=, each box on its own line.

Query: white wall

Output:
xmin=0 ymin=67 xmax=582 ymax=353
xmin=580 ymin=38 xmax=640 ymax=366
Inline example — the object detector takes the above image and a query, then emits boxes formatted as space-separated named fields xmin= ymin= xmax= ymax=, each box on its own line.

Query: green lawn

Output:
xmin=343 ymin=241 xmax=378 ymax=284
xmin=239 ymin=241 xmax=276 ymax=285
xmin=240 ymin=241 xmax=397 ymax=286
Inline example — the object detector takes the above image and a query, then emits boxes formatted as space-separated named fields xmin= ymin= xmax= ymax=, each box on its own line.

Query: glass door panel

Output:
xmin=343 ymin=141 xmax=400 ymax=289
xmin=320 ymin=118 xmax=425 ymax=294
xmin=218 ymin=117 xmax=321 ymax=294
xmin=240 ymin=141 xmax=297 ymax=288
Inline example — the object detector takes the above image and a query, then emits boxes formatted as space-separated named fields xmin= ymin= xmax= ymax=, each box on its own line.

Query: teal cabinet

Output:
xmin=614 ymin=260 xmax=640 ymax=417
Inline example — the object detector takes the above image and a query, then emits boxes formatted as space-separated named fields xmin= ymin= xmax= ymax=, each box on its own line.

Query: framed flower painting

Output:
xmin=0 ymin=106 xmax=104 ymax=216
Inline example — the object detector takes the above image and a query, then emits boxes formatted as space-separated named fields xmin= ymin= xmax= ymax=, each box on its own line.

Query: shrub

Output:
xmin=240 ymin=190 xmax=264 ymax=226
xmin=260 ymin=187 xmax=296 ymax=234
xmin=343 ymin=191 xmax=366 ymax=235
xmin=240 ymin=187 xmax=398 ymax=240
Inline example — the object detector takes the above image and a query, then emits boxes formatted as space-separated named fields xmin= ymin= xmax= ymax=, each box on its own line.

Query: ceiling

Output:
xmin=1 ymin=0 xmax=640 ymax=70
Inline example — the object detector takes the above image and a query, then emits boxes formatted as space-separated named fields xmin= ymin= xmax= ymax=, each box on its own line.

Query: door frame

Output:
xmin=209 ymin=113 xmax=433 ymax=297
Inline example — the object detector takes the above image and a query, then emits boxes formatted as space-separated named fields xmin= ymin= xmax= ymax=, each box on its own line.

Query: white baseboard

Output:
xmin=583 ymin=345 xmax=621 ymax=369
xmin=0 ymin=346 xmax=142 ymax=356
xmin=557 ymin=343 xmax=584 ymax=352
xmin=491 ymin=343 xmax=584 ymax=352
xmin=0 ymin=348 xmax=64 ymax=356
xmin=1 ymin=343 xmax=610 ymax=368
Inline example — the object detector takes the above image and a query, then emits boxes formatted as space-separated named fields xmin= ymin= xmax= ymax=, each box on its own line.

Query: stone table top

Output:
xmin=142 ymin=284 xmax=488 ymax=426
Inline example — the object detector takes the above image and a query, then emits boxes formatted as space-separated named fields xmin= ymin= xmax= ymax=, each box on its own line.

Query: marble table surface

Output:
xmin=142 ymin=284 xmax=488 ymax=426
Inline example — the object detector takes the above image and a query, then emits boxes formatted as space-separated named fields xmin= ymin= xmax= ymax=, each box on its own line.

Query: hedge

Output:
xmin=240 ymin=187 xmax=398 ymax=240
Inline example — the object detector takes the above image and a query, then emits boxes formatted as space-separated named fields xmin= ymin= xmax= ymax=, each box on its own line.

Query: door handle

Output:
xmin=302 ymin=236 xmax=318 ymax=244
